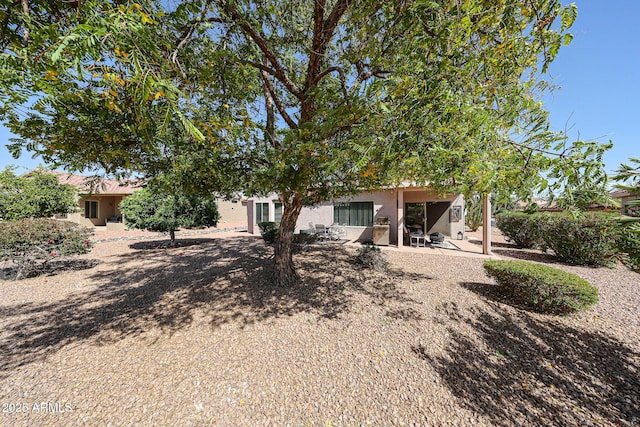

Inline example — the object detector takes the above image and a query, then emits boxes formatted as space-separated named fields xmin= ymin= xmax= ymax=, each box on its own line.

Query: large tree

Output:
xmin=2 ymin=0 xmax=595 ymax=285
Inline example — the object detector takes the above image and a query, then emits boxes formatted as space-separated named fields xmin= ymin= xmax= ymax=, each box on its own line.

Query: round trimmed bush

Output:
xmin=258 ymin=221 xmax=279 ymax=244
xmin=484 ymin=260 xmax=598 ymax=315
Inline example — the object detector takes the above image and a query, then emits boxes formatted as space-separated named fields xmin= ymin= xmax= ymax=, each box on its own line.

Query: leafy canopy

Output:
xmin=0 ymin=167 xmax=77 ymax=220
xmin=1 ymin=0 xmax=590 ymax=200
xmin=1 ymin=0 xmax=607 ymax=284
xmin=119 ymin=187 xmax=220 ymax=241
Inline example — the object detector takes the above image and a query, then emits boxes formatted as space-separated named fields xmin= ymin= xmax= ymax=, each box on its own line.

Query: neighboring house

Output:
xmin=612 ymin=189 xmax=640 ymax=217
xmin=31 ymin=170 xmax=249 ymax=230
xmin=39 ymin=171 xmax=140 ymax=230
xmin=246 ymin=184 xmax=465 ymax=247
xmin=515 ymin=198 xmax=562 ymax=212
xmin=216 ymin=196 xmax=249 ymax=226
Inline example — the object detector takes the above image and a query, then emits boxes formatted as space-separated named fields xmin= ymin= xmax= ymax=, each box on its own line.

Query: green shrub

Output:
xmin=120 ymin=188 xmax=220 ymax=245
xmin=258 ymin=221 xmax=279 ymax=244
xmin=536 ymin=213 xmax=619 ymax=267
xmin=484 ymin=260 xmax=598 ymax=314
xmin=465 ymin=195 xmax=483 ymax=232
xmin=616 ymin=223 xmax=640 ymax=272
xmin=0 ymin=167 xmax=77 ymax=221
xmin=496 ymin=212 xmax=541 ymax=248
xmin=353 ymin=244 xmax=389 ymax=272
xmin=0 ymin=218 xmax=93 ymax=279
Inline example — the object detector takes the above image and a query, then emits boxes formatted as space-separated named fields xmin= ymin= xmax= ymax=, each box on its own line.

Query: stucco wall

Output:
xmin=63 ymin=195 xmax=125 ymax=227
xmin=247 ymin=201 xmax=255 ymax=234
xmin=216 ymin=199 xmax=248 ymax=225
xmin=247 ymin=190 xmax=464 ymax=245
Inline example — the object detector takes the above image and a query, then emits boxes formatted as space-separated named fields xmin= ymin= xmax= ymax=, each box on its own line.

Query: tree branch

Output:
xmin=244 ymin=60 xmax=278 ymax=79
xmin=349 ymin=66 xmax=390 ymax=94
xmin=311 ymin=66 xmax=349 ymax=101
xmin=304 ymin=0 xmax=349 ymax=94
xmin=261 ymin=71 xmax=297 ymax=129
xmin=21 ymin=0 xmax=29 ymax=45
xmin=217 ymin=0 xmax=303 ymax=100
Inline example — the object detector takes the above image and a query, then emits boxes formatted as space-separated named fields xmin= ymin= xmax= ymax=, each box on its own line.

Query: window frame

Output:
xmin=84 ymin=200 xmax=98 ymax=219
xmin=333 ymin=201 xmax=374 ymax=227
xmin=255 ymin=202 xmax=270 ymax=223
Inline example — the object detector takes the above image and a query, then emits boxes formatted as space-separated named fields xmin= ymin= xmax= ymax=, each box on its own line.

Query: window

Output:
xmin=274 ymin=203 xmax=283 ymax=223
xmin=256 ymin=202 xmax=269 ymax=223
xmin=85 ymin=201 xmax=98 ymax=219
xmin=333 ymin=201 xmax=373 ymax=226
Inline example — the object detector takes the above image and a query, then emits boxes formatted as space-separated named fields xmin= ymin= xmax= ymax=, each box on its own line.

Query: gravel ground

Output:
xmin=0 ymin=231 xmax=638 ymax=426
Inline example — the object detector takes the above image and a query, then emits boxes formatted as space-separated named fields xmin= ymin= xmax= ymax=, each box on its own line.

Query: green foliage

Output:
xmin=612 ymin=157 xmax=640 ymax=271
xmin=498 ymin=212 xmax=633 ymax=268
xmin=3 ymin=0 xmax=605 ymax=285
xmin=465 ymin=194 xmax=483 ymax=232
xmin=0 ymin=218 xmax=93 ymax=279
xmin=548 ymin=140 xmax=616 ymax=213
xmin=0 ymin=167 xmax=76 ymax=220
xmin=258 ymin=222 xmax=279 ymax=244
xmin=496 ymin=212 xmax=542 ymax=249
xmin=353 ymin=244 xmax=389 ymax=273
xmin=119 ymin=188 xmax=220 ymax=243
xmin=484 ymin=260 xmax=598 ymax=315
xmin=536 ymin=213 xmax=620 ymax=267
xmin=616 ymin=224 xmax=640 ymax=272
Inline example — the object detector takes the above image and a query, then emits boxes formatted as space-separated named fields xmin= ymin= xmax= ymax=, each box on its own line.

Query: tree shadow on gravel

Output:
xmin=0 ymin=259 xmax=101 ymax=281
xmin=413 ymin=299 xmax=640 ymax=426
xmin=129 ymin=238 xmax=215 ymax=250
xmin=0 ymin=236 xmax=422 ymax=377
xmin=461 ymin=282 xmax=545 ymax=313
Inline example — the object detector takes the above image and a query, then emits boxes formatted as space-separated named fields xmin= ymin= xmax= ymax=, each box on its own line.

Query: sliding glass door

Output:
xmin=405 ymin=203 xmax=426 ymax=234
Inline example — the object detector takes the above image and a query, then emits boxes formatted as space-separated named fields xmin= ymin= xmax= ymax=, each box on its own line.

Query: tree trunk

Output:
xmin=170 ymin=229 xmax=176 ymax=246
xmin=273 ymin=192 xmax=303 ymax=286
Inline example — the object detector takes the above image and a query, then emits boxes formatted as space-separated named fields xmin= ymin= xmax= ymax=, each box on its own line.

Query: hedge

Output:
xmin=496 ymin=212 xmax=541 ymax=248
xmin=484 ymin=260 xmax=598 ymax=315
xmin=536 ymin=213 xmax=620 ymax=267
xmin=497 ymin=212 xmax=633 ymax=268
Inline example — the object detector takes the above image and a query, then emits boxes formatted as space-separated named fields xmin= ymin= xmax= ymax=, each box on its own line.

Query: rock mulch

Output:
xmin=0 ymin=231 xmax=638 ymax=426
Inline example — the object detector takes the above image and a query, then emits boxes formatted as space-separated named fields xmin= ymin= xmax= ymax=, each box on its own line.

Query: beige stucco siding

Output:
xmin=247 ymin=189 xmax=464 ymax=245
xmin=216 ymin=199 xmax=248 ymax=225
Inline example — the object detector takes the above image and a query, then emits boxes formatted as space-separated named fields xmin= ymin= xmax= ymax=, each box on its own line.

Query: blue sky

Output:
xmin=1 ymin=1 xmax=638 ymax=175
xmin=541 ymin=1 xmax=639 ymax=174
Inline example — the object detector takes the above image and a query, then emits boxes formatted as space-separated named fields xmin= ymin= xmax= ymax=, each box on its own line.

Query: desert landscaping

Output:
xmin=1 ymin=230 xmax=638 ymax=426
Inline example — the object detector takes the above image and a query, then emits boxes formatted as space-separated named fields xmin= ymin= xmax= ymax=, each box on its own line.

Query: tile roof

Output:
xmin=25 ymin=170 xmax=141 ymax=195
xmin=610 ymin=189 xmax=633 ymax=198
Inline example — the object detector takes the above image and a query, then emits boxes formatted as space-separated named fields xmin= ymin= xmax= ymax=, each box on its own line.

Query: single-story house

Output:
xmin=31 ymin=170 xmax=249 ymax=230
xmin=612 ymin=189 xmax=639 ymax=217
xmin=43 ymin=171 xmax=140 ymax=230
xmin=246 ymin=184 xmax=465 ymax=247
xmin=515 ymin=198 xmax=562 ymax=212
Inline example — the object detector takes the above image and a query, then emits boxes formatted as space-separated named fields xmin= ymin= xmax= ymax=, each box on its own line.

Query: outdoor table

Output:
xmin=410 ymin=232 xmax=426 ymax=247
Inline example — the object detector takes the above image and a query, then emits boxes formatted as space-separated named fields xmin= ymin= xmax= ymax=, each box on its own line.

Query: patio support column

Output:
xmin=482 ymin=193 xmax=492 ymax=255
xmin=397 ymin=189 xmax=405 ymax=247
